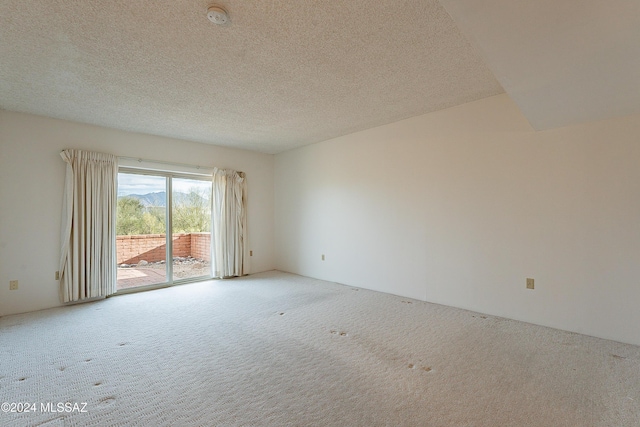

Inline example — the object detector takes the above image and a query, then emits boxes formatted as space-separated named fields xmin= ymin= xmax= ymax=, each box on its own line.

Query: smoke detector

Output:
xmin=207 ymin=6 xmax=229 ymax=25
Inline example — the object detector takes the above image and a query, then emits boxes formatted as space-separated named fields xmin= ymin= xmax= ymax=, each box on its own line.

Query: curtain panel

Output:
xmin=59 ymin=149 xmax=117 ymax=302
xmin=211 ymin=168 xmax=247 ymax=278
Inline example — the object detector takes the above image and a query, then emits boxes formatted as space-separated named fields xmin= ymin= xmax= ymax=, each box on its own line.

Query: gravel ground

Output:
xmin=141 ymin=257 xmax=211 ymax=279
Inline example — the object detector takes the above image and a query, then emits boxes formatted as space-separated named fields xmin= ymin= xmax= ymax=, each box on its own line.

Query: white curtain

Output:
xmin=59 ymin=149 xmax=117 ymax=302
xmin=211 ymin=168 xmax=247 ymax=278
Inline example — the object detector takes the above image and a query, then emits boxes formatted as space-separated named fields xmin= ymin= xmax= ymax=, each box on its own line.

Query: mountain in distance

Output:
xmin=119 ymin=191 xmax=208 ymax=207
xmin=123 ymin=191 xmax=166 ymax=207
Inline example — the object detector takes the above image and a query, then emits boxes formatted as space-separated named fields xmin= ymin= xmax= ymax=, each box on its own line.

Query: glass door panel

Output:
xmin=171 ymin=177 xmax=212 ymax=281
xmin=116 ymin=173 xmax=168 ymax=290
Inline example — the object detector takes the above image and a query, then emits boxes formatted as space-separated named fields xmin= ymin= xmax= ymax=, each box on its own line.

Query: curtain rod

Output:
xmin=59 ymin=151 xmax=244 ymax=175
xmin=117 ymin=156 xmax=244 ymax=175
xmin=118 ymin=156 xmax=207 ymax=170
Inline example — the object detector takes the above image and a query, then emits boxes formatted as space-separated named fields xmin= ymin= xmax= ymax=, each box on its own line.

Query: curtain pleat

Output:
xmin=211 ymin=168 xmax=247 ymax=278
xmin=59 ymin=149 xmax=117 ymax=302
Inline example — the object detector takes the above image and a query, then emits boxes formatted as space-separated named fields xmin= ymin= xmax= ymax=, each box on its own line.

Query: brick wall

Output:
xmin=191 ymin=232 xmax=211 ymax=260
xmin=117 ymin=233 xmax=210 ymax=265
xmin=172 ymin=234 xmax=191 ymax=259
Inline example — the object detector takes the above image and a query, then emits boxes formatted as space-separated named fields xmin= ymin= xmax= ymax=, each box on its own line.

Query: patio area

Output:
xmin=117 ymin=266 xmax=166 ymax=290
xmin=117 ymin=257 xmax=211 ymax=290
xmin=116 ymin=232 xmax=211 ymax=289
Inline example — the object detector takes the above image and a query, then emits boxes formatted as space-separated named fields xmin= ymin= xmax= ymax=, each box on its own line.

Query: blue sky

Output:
xmin=118 ymin=173 xmax=211 ymax=198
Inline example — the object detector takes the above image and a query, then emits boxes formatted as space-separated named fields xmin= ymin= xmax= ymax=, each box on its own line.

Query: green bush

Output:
xmin=116 ymin=189 xmax=211 ymax=235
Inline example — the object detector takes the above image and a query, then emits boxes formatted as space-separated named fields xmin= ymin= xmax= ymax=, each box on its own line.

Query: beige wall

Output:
xmin=4 ymin=94 xmax=640 ymax=346
xmin=0 ymin=110 xmax=275 ymax=316
xmin=274 ymin=94 xmax=640 ymax=346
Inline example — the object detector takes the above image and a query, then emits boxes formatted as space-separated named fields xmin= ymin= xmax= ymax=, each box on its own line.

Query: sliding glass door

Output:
xmin=171 ymin=177 xmax=212 ymax=281
xmin=116 ymin=170 xmax=212 ymax=291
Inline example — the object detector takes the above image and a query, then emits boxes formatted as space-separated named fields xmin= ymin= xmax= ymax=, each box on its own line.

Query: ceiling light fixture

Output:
xmin=207 ymin=5 xmax=229 ymax=25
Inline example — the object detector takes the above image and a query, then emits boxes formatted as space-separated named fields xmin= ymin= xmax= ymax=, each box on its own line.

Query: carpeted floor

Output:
xmin=1 ymin=271 xmax=639 ymax=426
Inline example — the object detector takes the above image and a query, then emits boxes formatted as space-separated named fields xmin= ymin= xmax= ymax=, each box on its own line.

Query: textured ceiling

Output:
xmin=0 ymin=0 xmax=503 ymax=154
xmin=441 ymin=0 xmax=640 ymax=130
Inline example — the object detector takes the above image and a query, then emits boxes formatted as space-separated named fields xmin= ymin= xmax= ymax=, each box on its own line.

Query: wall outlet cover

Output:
xmin=526 ymin=278 xmax=534 ymax=289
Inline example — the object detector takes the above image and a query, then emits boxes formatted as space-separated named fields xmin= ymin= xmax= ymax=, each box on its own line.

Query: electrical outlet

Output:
xmin=55 ymin=271 xmax=60 ymax=280
xmin=321 ymin=254 xmax=325 ymax=261
xmin=9 ymin=280 xmax=18 ymax=290
xmin=249 ymin=250 xmax=253 ymax=257
xmin=526 ymin=278 xmax=534 ymax=290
